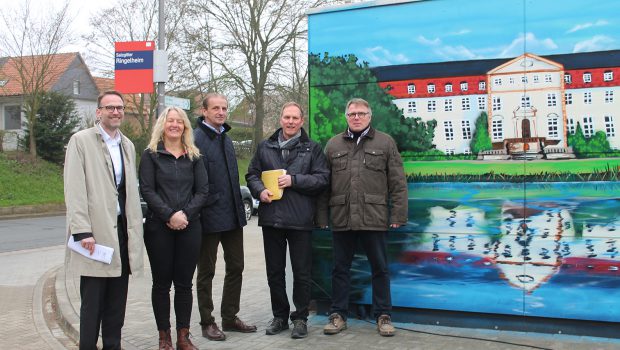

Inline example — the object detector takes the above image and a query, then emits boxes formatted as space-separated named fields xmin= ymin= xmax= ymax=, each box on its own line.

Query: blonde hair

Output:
xmin=147 ymin=107 xmax=201 ymax=160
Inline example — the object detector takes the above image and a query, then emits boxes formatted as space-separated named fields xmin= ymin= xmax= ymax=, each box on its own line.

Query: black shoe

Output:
xmin=291 ymin=319 xmax=307 ymax=339
xmin=265 ymin=317 xmax=289 ymax=335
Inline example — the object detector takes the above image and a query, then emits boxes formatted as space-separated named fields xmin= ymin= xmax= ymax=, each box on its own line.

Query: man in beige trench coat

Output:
xmin=64 ymin=90 xmax=144 ymax=350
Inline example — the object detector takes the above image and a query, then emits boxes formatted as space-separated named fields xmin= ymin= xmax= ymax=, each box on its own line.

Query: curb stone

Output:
xmin=0 ymin=203 xmax=65 ymax=220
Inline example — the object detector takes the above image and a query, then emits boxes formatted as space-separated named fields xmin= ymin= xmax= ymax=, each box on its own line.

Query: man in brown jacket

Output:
xmin=317 ymin=98 xmax=407 ymax=337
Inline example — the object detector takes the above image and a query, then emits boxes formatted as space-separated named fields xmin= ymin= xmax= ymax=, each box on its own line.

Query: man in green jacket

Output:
xmin=317 ymin=98 xmax=408 ymax=337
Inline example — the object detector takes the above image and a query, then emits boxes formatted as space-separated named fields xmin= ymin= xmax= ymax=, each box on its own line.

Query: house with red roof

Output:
xmin=0 ymin=52 xmax=99 ymax=150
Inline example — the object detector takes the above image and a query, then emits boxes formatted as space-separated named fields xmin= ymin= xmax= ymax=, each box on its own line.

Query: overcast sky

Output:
xmin=308 ymin=0 xmax=619 ymax=67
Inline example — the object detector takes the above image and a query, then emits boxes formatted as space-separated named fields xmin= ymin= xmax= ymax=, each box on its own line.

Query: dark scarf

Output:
xmin=278 ymin=129 xmax=301 ymax=161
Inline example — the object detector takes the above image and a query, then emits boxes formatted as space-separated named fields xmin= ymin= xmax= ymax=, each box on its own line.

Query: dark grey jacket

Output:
xmin=316 ymin=126 xmax=408 ymax=231
xmin=194 ymin=118 xmax=247 ymax=233
xmin=246 ymin=128 xmax=329 ymax=231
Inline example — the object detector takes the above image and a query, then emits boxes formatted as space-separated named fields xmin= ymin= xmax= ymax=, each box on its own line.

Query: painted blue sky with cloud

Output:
xmin=308 ymin=0 xmax=619 ymax=67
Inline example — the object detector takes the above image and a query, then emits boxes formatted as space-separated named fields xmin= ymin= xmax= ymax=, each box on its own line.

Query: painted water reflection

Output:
xmin=312 ymin=182 xmax=620 ymax=322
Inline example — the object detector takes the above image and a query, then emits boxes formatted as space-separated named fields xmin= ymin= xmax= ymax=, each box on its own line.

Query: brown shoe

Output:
xmin=158 ymin=329 xmax=173 ymax=350
xmin=176 ymin=328 xmax=198 ymax=350
xmin=323 ymin=313 xmax=347 ymax=335
xmin=222 ymin=317 xmax=258 ymax=333
xmin=201 ymin=322 xmax=226 ymax=341
xmin=377 ymin=314 xmax=395 ymax=337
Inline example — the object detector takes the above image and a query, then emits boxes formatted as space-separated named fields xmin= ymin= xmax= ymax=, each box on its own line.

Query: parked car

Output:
xmin=141 ymin=186 xmax=258 ymax=222
xmin=240 ymin=185 xmax=259 ymax=221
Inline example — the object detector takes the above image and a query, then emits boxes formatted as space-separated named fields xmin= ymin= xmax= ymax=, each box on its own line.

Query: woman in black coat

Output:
xmin=139 ymin=107 xmax=208 ymax=350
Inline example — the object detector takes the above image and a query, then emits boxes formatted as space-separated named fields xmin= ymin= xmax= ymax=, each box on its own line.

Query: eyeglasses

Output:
xmin=346 ymin=112 xmax=369 ymax=119
xmin=99 ymin=105 xmax=125 ymax=112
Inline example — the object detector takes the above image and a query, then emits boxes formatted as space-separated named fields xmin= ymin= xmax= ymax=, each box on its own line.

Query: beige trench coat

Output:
xmin=64 ymin=126 xmax=144 ymax=277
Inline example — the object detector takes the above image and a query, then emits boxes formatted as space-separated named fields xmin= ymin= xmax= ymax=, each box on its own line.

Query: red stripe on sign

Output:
xmin=115 ymin=70 xmax=154 ymax=94
xmin=115 ymin=41 xmax=155 ymax=52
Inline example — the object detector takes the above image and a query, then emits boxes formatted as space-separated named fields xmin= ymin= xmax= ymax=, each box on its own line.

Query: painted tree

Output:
xmin=308 ymin=53 xmax=436 ymax=151
xmin=470 ymin=112 xmax=492 ymax=154
xmin=0 ymin=0 xmax=73 ymax=158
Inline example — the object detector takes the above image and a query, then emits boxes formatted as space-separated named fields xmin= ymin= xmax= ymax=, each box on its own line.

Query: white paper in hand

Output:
xmin=67 ymin=235 xmax=114 ymax=264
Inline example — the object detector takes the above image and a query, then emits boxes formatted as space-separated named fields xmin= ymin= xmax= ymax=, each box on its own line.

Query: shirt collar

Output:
xmin=97 ymin=123 xmax=121 ymax=144
xmin=202 ymin=120 xmax=225 ymax=134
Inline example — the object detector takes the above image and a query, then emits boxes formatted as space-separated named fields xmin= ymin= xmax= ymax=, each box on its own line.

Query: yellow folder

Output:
xmin=261 ymin=169 xmax=287 ymax=200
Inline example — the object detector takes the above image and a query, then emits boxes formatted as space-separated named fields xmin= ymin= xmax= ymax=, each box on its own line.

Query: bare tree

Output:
xmin=189 ymin=0 xmax=335 ymax=150
xmin=83 ymin=0 xmax=193 ymax=144
xmin=0 ymin=0 xmax=73 ymax=158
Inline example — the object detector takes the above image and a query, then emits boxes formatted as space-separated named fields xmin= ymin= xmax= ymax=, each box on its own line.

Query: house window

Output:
xmin=584 ymin=92 xmax=592 ymax=104
xmin=604 ymin=71 xmax=614 ymax=81
xmin=494 ymin=78 xmax=502 ymax=86
xmin=444 ymin=98 xmax=453 ymax=112
xmin=427 ymin=100 xmax=436 ymax=112
xmin=3 ymin=105 xmax=22 ymax=130
xmin=521 ymin=95 xmax=531 ymax=107
xmin=547 ymin=93 xmax=557 ymax=107
xmin=492 ymin=97 xmax=502 ymax=111
xmin=605 ymin=90 xmax=614 ymax=103
xmin=479 ymin=81 xmax=486 ymax=90
xmin=73 ymin=80 xmax=80 ymax=95
xmin=544 ymin=74 xmax=552 ymax=83
xmin=605 ymin=116 xmax=615 ymax=137
xmin=460 ymin=81 xmax=468 ymax=91
xmin=407 ymin=101 xmax=416 ymax=113
xmin=565 ymin=93 xmax=573 ymax=105
xmin=477 ymin=96 xmax=486 ymax=110
xmin=521 ymin=75 xmax=528 ymax=83
xmin=509 ymin=77 xmax=515 ymax=84
xmin=444 ymin=121 xmax=454 ymax=141
xmin=428 ymin=83 xmax=436 ymax=93
xmin=583 ymin=72 xmax=592 ymax=83
xmin=533 ymin=75 xmax=540 ymax=83
xmin=463 ymin=148 xmax=472 ymax=155
xmin=445 ymin=148 xmax=455 ymax=156
xmin=462 ymin=120 xmax=472 ymax=140
xmin=407 ymin=83 xmax=416 ymax=94
xmin=445 ymin=83 xmax=452 ymax=92
xmin=492 ymin=117 xmax=504 ymax=141
xmin=567 ymin=117 xmax=576 ymax=134
xmin=583 ymin=116 xmax=594 ymax=137
xmin=564 ymin=74 xmax=572 ymax=84
xmin=547 ymin=114 xmax=559 ymax=139
xmin=461 ymin=97 xmax=470 ymax=110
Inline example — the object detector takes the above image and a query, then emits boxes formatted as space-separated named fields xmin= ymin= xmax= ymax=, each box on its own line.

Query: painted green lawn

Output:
xmin=404 ymin=158 xmax=620 ymax=175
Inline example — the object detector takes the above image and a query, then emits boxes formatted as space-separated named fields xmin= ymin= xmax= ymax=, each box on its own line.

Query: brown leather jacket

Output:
xmin=316 ymin=127 xmax=408 ymax=231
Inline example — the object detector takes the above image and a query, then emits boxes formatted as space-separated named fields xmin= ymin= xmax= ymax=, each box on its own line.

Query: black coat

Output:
xmin=139 ymin=144 xmax=209 ymax=222
xmin=194 ymin=118 xmax=247 ymax=233
xmin=246 ymin=128 xmax=330 ymax=230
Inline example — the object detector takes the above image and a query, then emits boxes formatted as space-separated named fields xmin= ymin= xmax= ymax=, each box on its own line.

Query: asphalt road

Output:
xmin=0 ymin=215 xmax=66 ymax=253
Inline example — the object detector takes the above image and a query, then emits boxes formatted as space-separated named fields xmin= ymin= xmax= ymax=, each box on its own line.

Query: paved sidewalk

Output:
xmin=55 ymin=219 xmax=620 ymax=350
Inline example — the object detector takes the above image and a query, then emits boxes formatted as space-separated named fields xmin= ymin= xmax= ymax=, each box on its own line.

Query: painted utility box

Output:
xmin=308 ymin=0 xmax=620 ymax=327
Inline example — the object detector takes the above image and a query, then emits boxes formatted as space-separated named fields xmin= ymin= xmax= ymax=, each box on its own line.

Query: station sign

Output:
xmin=114 ymin=41 xmax=155 ymax=93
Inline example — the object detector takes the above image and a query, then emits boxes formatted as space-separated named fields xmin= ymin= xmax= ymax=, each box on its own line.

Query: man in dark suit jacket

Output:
xmin=193 ymin=93 xmax=257 ymax=341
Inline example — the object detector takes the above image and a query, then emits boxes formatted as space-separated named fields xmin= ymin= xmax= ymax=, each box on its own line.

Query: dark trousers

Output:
xmin=330 ymin=230 xmax=392 ymax=320
xmin=262 ymin=227 xmax=312 ymax=321
xmin=144 ymin=219 xmax=201 ymax=330
xmin=196 ymin=227 xmax=244 ymax=325
xmin=79 ymin=218 xmax=129 ymax=350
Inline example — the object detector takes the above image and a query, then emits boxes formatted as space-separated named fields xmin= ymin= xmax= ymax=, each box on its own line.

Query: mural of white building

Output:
xmin=373 ymin=50 xmax=620 ymax=157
